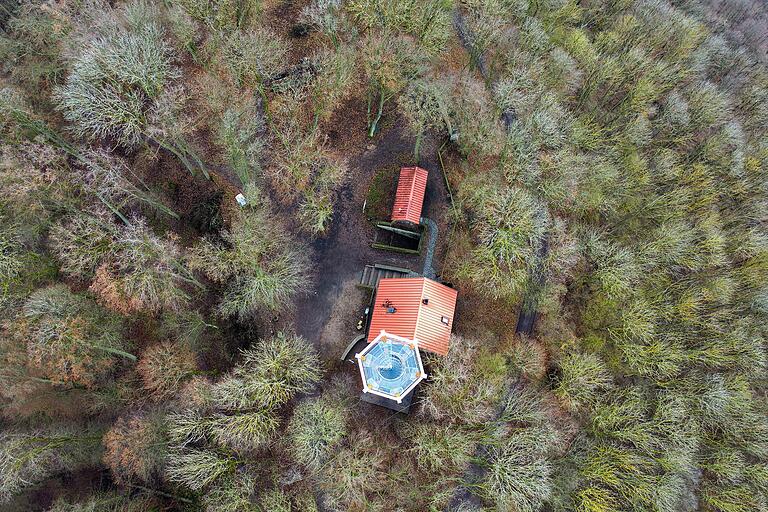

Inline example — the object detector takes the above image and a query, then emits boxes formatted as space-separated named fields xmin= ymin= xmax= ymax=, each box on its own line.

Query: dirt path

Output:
xmin=290 ymin=122 xmax=450 ymax=351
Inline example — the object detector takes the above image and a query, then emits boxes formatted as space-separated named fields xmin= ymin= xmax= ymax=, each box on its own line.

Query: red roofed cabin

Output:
xmin=391 ymin=166 xmax=428 ymax=227
xmin=367 ymin=277 xmax=458 ymax=356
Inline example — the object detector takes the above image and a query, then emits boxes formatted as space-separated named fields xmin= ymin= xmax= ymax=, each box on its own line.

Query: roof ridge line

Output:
xmin=414 ymin=277 xmax=425 ymax=346
xmin=406 ymin=167 xmax=417 ymax=220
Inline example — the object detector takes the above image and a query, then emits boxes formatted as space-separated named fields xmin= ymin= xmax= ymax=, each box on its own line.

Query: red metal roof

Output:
xmin=367 ymin=277 xmax=458 ymax=356
xmin=391 ymin=166 xmax=428 ymax=225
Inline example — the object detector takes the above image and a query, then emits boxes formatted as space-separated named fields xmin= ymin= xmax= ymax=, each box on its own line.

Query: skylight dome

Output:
xmin=356 ymin=330 xmax=427 ymax=403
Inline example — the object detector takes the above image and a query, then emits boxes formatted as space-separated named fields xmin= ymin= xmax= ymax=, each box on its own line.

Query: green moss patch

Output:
xmin=364 ymin=165 xmax=399 ymax=221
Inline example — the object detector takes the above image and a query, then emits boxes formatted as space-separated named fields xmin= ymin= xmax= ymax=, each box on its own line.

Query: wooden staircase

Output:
xmin=358 ymin=264 xmax=418 ymax=289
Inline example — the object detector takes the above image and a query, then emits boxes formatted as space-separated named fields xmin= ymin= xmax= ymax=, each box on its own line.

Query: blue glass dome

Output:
xmin=356 ymin=331 xmax=427 ymax=403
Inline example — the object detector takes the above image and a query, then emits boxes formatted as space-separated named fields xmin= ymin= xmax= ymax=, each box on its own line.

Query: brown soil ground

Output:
xmin=262 ymin=0 xmax=320 ymax=66
xmin=5 ymin=468 xmax=110 ymax=512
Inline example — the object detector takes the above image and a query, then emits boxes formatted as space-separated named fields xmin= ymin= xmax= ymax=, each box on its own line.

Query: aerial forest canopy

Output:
xmin=1 ymin=0 xmax=767 ymax=510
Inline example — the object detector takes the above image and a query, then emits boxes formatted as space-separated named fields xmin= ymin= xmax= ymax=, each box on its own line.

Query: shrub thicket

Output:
xmin=189 ymin=201 xmax=309 ymax=318
xmin=166 ymin=332 xmax=320 ymax=503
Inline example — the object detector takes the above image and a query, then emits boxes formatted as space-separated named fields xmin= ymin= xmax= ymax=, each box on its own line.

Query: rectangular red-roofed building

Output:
xmin=391 ymin=166 xmax=428 ymax=226
xmin=367 ymin=277 xmax=458 ymax=356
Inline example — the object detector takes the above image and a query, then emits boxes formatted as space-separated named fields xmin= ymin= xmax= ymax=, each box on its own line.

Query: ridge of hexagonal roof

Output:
xmin=355 ymin=330 xmax=427 ymax=404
